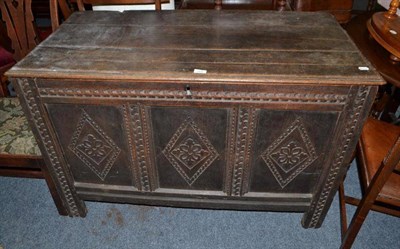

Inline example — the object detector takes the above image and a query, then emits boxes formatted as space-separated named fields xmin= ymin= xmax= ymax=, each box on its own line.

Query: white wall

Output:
xmin=93 ymin=0 xmax=175 ymax=11
xmin=378 ymin=0 xmax=400 ymax=14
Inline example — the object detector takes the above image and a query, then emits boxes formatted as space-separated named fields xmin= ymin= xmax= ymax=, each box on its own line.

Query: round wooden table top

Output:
xmin=345 ymin=13 xmax=400 ymax=88
xmin=368 ymin=11 xmax=400 ymax=59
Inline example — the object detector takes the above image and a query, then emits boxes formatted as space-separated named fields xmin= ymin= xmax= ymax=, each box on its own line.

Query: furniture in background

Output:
xmin=339 ymin=2 xmax=400 ymax=248
xmin=0 ymin=98 xmax=68 ymax=215
xmin=0 ymin=0 xmax=71 ymax=94
xmin=50 ymin=0 xmax=73 ymax=31
xmin=0 ymin=19 xmax=14 ymax=96
xmin=289 ymin=0 xmax=354 ymax=24
xmin=345 ymin=10 xmax=400 ymax=122
xmin=367 ymin=0 xmax=400 ymax=122
xmin=0 ymin=0 xmax=39 ymax=62
xmin=179 ymin=0 xmax=285 ymax=11
xmin=0 ymin=0 xmax=37 ymax=96
xmin=32 ymin=0 xmax=53 ymax=18
xmin=368 ymin=0 xmax=400 ymax=63
xmin=0 ymin=49 xmax=14 ymax=96
xmin=75 ymin=0 xmax=164 ymax=11
xmin=0 ymin=0 xmax=68 ymax=215
xmin=378 ymin=0 xmax=400 ymax=14
xmin=91 ymin=0 xmax=175 ymax=12
xmin=179 ymin=0 xmax=354 ymax=23
xmin=7 ymin=10 xmax=384 ymax=226
xmin=339 ymin=118 xmax=400 ymax=249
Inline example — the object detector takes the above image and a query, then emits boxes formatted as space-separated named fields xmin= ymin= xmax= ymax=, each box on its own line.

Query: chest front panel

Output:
xmin=41 ymin=80 xmax=347 ymax=201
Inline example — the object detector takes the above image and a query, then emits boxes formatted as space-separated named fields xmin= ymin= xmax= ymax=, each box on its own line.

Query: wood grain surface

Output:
xmin=7 ymin=10 xmax=384 ymax=85
xmin=8 ymin=11 xmax=384 ymax=228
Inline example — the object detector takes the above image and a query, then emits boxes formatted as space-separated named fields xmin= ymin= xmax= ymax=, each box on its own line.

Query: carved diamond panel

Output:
xmin=163 ymin=116 xmax=219 ymax=185
xmin=261 ymin=118 xmax=317 ymax=188
xmin=69 ymin=111 xmax=121 ymax=180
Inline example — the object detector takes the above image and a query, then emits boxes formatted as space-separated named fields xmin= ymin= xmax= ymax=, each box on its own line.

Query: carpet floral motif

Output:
xmin=0 ymin=98 xmax=41 ymax=156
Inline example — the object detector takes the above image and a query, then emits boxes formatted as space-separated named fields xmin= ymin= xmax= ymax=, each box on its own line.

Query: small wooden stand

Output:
xmin=367 ymin=0 xmax=400 ymax=63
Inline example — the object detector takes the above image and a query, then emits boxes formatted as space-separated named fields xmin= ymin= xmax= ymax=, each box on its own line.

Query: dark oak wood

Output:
xmin=339 ymin=118 xmax=400 ymax=249
xmin=290 ymin=0 xmax=353 ymax=23
xmin=180 ymin=0 xmax=277 ymax=10
xmin=7 ymin=10 xmax=384 ymax=228
xmin=180 ymin=0 xmax=353 ymax=23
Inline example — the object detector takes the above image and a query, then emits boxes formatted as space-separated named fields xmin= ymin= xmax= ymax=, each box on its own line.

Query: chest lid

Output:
xmin=7 ymin=10 xmax=384 ymax=86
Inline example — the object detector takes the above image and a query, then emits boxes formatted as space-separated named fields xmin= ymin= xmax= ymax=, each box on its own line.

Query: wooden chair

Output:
xmin=0 ymin=0 xmax=73 ymax=95
xmin=339 ymin=3 xmax=400 ymax=238
xmin=0 ymin=98 xmax=68 ymax=215
xmin=339 ymin=118 xmax=400 ymax=249
xmin=0 ymin=59 xmax=14 ymax=96
xmin=0 ymin=0 xmax=39 ymax=62
xmin=0 ymin=0 xmax=36 ymax=96
xmin=50 ymin=0 xmax=74 ymax=31
xmin=0 ymin=0 xmax=68 ymax=215
xmin=0 ymin=21 xmax=14 ymax=96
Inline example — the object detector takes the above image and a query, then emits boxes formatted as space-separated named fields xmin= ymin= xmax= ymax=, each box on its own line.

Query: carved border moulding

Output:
xmin=69 ymin=110 xmax=121 ymax=181
xmin=17 ymin=79 xmax=84 ymax=216
xmin=224 ymin=107 xmax=239 ymax=195
xmin=305 ymin=86 xmax=372 ymax=228
xmin=128 ymin=104 xmax=155 ymax=191
xmin=138 ymin=105 xmax=158 ymax=190
xmin=229 ymin=108 xmax=258 ymax=196
xmin=39 ymin=88 xmax=348 ymax=105
xmin=122 ymin=105 xmax=141 ymax=189
xmin=163 ymin=116 xmax=219 ymax=186
xmin=261 ymin=118 xmax=318 ymax=189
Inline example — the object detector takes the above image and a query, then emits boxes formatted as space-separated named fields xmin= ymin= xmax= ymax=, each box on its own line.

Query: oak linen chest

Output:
xmin=7 ymin=10 xmax=385 ymax=228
